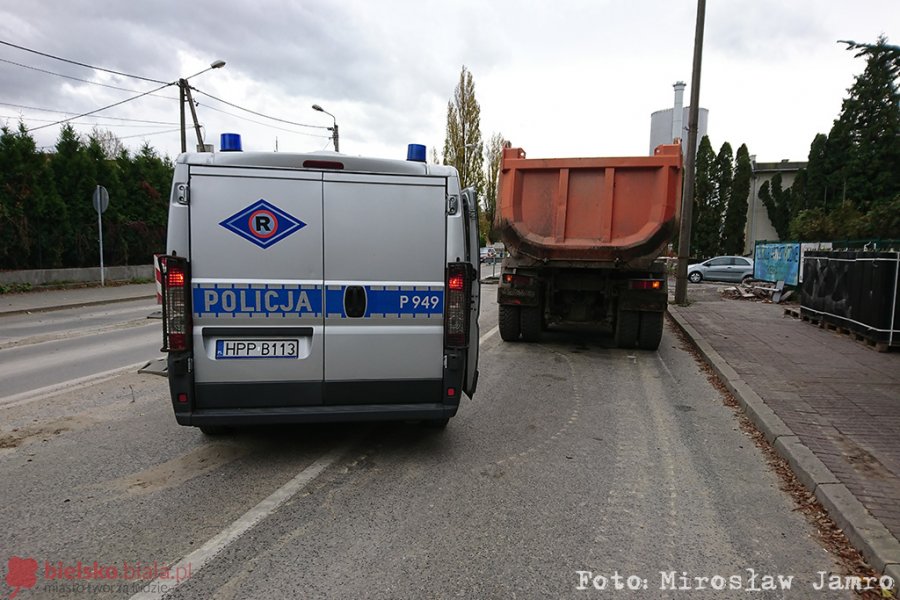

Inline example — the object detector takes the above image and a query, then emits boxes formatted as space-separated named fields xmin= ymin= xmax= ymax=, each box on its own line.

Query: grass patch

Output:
xmin=0 ymin=282 xmax=33 ymax=294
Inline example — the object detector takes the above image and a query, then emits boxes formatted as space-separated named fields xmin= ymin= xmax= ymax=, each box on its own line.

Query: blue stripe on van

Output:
xmin=194 ymin=284 xmax=443 ymax=318
xmin=326 ymin=285 xmax=444 ymax=318
xmin=193 ymin=284 xmax=323 ymax=317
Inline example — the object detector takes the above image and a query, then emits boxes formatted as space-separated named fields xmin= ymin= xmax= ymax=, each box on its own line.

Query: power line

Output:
xmin=0 ymin=39 xmax=168 ymax=84
xmin=119 ymin=127 xmax=182 ymax=140
xmin=0 ymin=114 xmax=175 ymax=129
xmin=0 ymin=57 xmax=178 ymax=100
xmin=0 ymin=101 xmax=178 ymax=125
xmin=28 ymin=82 xmax=174 ymax=131
xmin=192 ymin=86 xmax=328 ymax=130
xmin=198 ymin=102 xmax=330 ymax=139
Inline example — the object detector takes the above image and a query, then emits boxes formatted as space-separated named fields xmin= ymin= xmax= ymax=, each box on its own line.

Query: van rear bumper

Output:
xmin=176 ymin=403 xmax=458 ymax=426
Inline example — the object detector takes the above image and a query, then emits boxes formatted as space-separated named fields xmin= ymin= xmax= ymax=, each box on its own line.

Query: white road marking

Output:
xmin=129 ymin=444 xmax=352 ymax=600
xmin=479 ymin=325 xmax=499 ymax=345
xmin=0 ymin=360 xmax=157 ymax=409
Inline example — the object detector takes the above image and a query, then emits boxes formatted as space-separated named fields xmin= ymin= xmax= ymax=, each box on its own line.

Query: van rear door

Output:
xmin=461 ymin=188 xmax=480 ymax=396
xmin=322 ymin=172 xmax=446 ymax=404
xmin=188 ymin=166 xmax=324 ymax=407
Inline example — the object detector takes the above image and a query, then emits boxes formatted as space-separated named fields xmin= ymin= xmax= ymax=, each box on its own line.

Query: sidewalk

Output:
xmin=669 ymin=294 xmax=900 ymax=580
xmin=0 ymin=282 xmax=157 ymax=316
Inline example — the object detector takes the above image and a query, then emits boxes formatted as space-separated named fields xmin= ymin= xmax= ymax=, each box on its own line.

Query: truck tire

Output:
xmin=615 ymin=310 xmax=640 ymax=349
xmin=638 ymin=311 xmax=664 ymax=350
xmin=520 ymin=306 xmax=542 ymax=342
xmin=499 ymin=305 xmax=521 ymax=341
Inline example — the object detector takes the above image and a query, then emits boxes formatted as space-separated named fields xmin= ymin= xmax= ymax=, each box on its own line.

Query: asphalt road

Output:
xmin=0 ymin=299 xmax=162 ymax=400
xmin=0 ymin=285 xmax=853 ymax=599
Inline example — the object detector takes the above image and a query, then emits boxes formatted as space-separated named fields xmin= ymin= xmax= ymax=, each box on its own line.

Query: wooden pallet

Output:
xmin=797 ymin=312 xmax=892 ymax=352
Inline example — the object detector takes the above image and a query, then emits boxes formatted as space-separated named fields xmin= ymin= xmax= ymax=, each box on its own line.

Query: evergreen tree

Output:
xmin=442 ymin=66 xmax=485 ymax=197
xmin=0 ymin=123 xmax=71 ymax=269
xmin=722 ymin=144 xmax=751 ymax=255
xmin=758 ymin=173 xmax=793 ymax=240
xmin=691 ymin=136 xmax=719 ymax=258
xmin=116 ymin=143 xmax=172 ymax=264
xmin=801 ymin=133 xmax=829 ymax=210
xmin=713 ymin=142 xmax=733 ymax=255
xmin=0 ymin=123 xmax=174 ymax=271
xmin=828 ymin=36 xmax=900 ymax=211
xmin=0 ymin=124 xmax=34 ymax=268
xmin=51 ymin=124 xmax=99 ymax=267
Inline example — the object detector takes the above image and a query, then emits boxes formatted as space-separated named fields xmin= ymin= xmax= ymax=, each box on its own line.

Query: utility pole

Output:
xmin=674 ymin=0 xmax=707 ymax=305
xmin=177 ymin=60 xmax=225 ymax=153
xmin=312 ymin=104 xmax=339 ymax=151
xmin=182 ymin=81 xmax=205 ymax=151
xmin=179 ymin=82 xmax=187 ymax=153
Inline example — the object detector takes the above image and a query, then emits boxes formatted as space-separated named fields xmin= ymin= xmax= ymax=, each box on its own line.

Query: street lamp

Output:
xmin=312 ymin=104 xmax=339 ymax=152
xmin=179 ymin=60 xmax=226 ymax=152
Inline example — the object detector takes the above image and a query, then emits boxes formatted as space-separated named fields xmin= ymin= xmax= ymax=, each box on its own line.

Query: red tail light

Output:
xmin=503 ymin=273 xmax=532 ymax=287
xmin=160 ymin=256 xmax=191 ymax=352
xmin=303 ymin=160 xmax=344 ymax=170
xmin=445 ymin=263 xmax=470 ymax=348
xmin=629 ymin=279 xmax=663 ymax=290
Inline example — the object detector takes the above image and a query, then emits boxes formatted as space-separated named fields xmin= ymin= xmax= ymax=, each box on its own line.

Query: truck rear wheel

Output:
xmin=520 ymin=306 xmax=542 ymax=342
xmin=499 ymin=305 xmax=521 ymax=341
xmin=615 ymin=310 xmax=640 ymax=349
xmin=638 ymin=311 xmax=664 ymax=350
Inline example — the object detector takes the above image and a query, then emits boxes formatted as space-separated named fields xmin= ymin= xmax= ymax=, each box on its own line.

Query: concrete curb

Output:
xmin=0 ymin=294 xmax=157 ymax=318
xmin=667 ymin=305 xmax=900 ymax=580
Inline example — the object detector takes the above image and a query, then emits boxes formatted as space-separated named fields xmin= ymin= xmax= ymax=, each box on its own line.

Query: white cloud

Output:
xmin=0 ymin=0 xmax=896 ymax=162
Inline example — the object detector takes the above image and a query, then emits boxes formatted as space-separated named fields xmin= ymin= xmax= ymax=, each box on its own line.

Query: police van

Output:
xmin=159 ymin=136 xmax=480 ymax=433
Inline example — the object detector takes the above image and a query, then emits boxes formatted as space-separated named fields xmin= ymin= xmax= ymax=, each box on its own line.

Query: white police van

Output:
xmin=159 ymin=135 xmax=480 ymax=433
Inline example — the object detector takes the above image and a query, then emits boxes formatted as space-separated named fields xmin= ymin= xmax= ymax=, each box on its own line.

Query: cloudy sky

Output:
xmin=0 ymin=1 xmax=896 ymax=164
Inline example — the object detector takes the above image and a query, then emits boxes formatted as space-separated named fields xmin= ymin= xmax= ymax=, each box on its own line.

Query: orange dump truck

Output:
xmin=495 ymin=143 xmax=683 ymax=349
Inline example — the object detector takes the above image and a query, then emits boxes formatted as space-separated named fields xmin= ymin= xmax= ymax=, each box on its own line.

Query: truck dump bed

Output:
xmin=496 ymin=144 xmax=682 ymax=268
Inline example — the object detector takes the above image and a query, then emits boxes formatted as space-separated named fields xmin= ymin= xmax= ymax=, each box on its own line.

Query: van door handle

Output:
xmin=344 ymin=286 xmax=367 ymax=318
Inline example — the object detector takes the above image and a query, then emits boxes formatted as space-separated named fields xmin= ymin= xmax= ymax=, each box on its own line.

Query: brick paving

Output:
xmin=675 ymin=295 xmax=900 ymax=543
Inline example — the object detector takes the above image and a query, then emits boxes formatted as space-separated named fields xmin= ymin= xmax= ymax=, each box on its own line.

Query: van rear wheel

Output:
xmin=499 ymin=305 xmax=521 ymax=341
xmin=424 ymin=418 xmax=450 ymax=429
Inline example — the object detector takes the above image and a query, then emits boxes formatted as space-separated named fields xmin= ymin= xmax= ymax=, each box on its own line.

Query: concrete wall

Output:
xmin=0 ymin=264 xmax=153 ymax=286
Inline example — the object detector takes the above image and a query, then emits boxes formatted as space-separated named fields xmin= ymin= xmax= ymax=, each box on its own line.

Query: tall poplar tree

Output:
xmin=442 ymin=66 xmax=485 ymax=197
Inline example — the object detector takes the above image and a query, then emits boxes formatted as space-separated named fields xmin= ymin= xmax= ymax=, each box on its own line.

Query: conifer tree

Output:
xmin=722 ymin=144 xmax=751 ymax=255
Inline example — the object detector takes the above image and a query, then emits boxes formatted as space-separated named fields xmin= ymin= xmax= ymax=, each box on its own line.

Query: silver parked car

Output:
xmin=688 ymin=256 xmax=754 ymax=283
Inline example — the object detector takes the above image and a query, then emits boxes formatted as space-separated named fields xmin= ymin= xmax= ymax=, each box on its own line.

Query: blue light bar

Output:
xmin=407 ymin=143 xmax=426 ymax=163
xmin=220 ymin=133 xmax=242 ymax=152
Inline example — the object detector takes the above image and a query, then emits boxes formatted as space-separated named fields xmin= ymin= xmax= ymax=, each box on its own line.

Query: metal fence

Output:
xmin=800 ymin=250 xmax=900 ymax=347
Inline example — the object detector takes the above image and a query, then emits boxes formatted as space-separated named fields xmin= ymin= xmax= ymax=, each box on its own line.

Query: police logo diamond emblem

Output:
xmin=220 ymin=199 xmax=306 ymax=249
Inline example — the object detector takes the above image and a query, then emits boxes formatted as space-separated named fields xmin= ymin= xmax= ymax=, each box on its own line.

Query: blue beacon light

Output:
xmin=407 ymin=144 xmax=426 ymax=162
xmin=220 ymin=133 xmax=243 ymax=152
